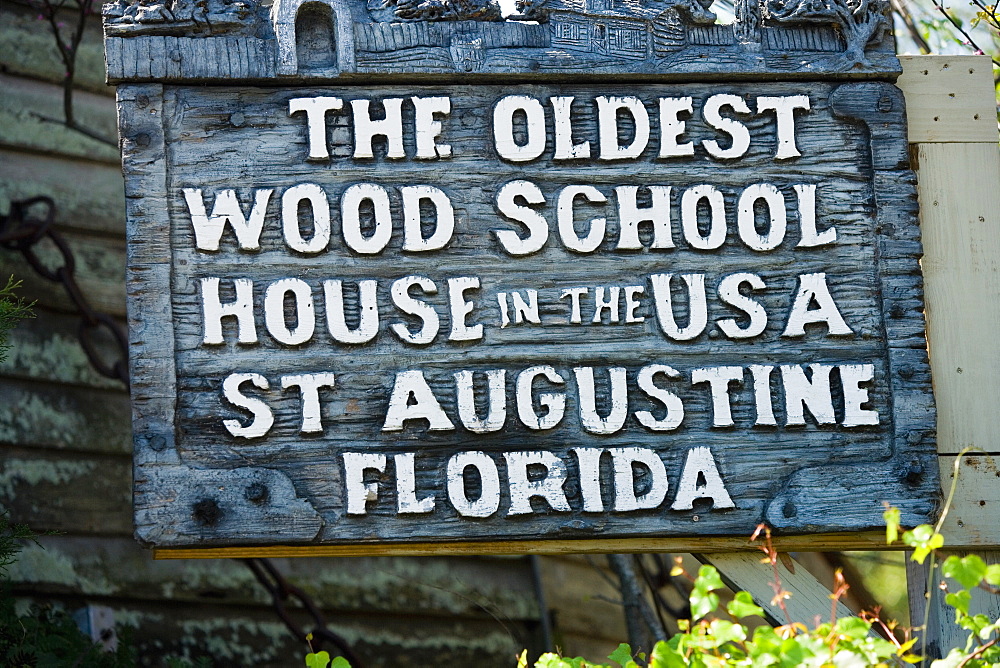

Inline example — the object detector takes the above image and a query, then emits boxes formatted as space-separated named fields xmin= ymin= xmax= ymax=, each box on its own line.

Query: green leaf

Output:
xmin=691 ymin=589 xmax=720 ymax=620
xmin=727 ymin=591 xmax=765 ymax=618
xmin=985 ymin=563 xmax=1000 ymax=586
xmin=608 ymin=643 xmax=635 ymax=667
xmin=708 ymin=619 xmax=747 ymax=645
xmin=518 ymin=650 xmax=529 ymax=668
xmin=648 ymin=639 xmax=687 ymax=668
xmin=884 ymin=506 xmax=901 ymax=545
xmin=834 ymin=616 xmax=873 ymax=639
xmin=690 ymin=565 xmax=724 ymax=619
xmin=330 ymin=658 xmax=351 ymax=668
xmin=945 ymin=589 xmax=972 ymax=617
xmin=305 ymin=651 xmax=331 ymax=668
xmin=930 ymin=647 xmax=968 ymax=668
xmin=942 ymin=554 xmax=987 ymax=589
xmin=903 ymin=525 xmax=944 ymax=564
xmin=695 ymin=564 xmax=725 ymax=591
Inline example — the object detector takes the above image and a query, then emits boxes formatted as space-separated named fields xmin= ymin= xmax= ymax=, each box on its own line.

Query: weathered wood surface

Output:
xmin=154 ymin=531 xmax=895 ymax=558
xmin=0 ymin=73 xmax=120 ymax=162
xmin=0 ymin=313 xmax=128 ymax=389
xmin=0 ymin=378 xmax=131 ymax=454
xmin=700 ymin=552 xmax=857 ymax=626
xmin=0 ymin=11 xmax=634 ymax=665
xmin=0 ymin=234 xmax=127 ymax=318
xmin=1 ymin=1 xmax=109 ymax=94
xmin=126 ymin=78 xmax=935 ymax=550
xmin=102 ymin=0 xmax=901 ymax=82
xmin=0 ymin=447 xmax=133 ymax=535
xmin=0 ymin=151 xmax=126 ymax=235
xmin=905 ymin=64 xmax=1000 ymax=548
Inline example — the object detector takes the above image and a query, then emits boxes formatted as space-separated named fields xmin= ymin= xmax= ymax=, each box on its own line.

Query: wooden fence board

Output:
xmin=0 ymin=378 xmax=131 ymax=454
xmin=0 ymin=73 xmax=120 ymax=163
xmin=0 ymin=150 xmax=126 ymax=236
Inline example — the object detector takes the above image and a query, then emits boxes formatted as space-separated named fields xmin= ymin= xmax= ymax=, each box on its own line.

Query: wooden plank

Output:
xmin=9 ymin=534 xmax=542 ymax=619
xmin=537 ymin=555 xmax=628 ymax=646
xmin=154 ymin=531 xmax=895 ymax=559
xmin=0 ymin=4 xmax=109 ymax=94
xmin=0 ymin=377 xmax=131 ymax=454
xmin=15 ymin=590 xmax=537 ymax=666
xmin=0 ymin=447 xmax=132 ymax=535
xmin=0 ymin=73 xmax=119 ymax=163
xmin=700 ymin=552 xmax=857 ymax=626
xmin=0 ymin=312 xmax=128 ymax=390
xmin=0 ymin=231 xmax=127 ymax=318
xmin=0 ymin=149 xmax=126 ymax=236
xmin=916 ymin=142 xmax=1000 ymax=460
xmin=897 ymin=56 xmax=998 ymax=144
xmin=937 ymin=455 xmax=1000 ymax=549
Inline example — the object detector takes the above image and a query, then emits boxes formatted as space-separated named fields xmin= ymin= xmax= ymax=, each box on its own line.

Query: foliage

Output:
xmin=885 ymin=503 xmax=1000 ymax=668
xmin=0 ymin=276 xmax=34 ymax=366
xmin=0 ymin=512 xmax=137 ymax=667
xmin=314 ymin=505 xmax=1000 ymax=667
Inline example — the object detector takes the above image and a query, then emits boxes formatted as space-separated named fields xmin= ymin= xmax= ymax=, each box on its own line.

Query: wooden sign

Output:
xmin=106 ymin=0 xmax=937 ymax=553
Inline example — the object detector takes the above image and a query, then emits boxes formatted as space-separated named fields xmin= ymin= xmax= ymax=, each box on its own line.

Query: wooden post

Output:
xmin=897 ymin=54 xmax=1000 ymax=660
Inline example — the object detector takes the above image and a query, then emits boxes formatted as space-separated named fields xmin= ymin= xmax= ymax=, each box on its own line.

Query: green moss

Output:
xmin=7 ymin=542 xmax=117 ymax=595
xmin=0 ymin=457 xmax=97 ymax=498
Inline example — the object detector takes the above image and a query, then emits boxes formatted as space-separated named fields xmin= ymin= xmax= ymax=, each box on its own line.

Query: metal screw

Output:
xmin=245 ymin=482 xmax=270 ymax=505
xmin=192 ymin=498 xmax=223 ymax=526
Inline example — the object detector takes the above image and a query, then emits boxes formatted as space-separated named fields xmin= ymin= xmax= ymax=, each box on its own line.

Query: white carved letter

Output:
xmin=222 ymin=372 xmax=273 ymax=439
xmin=201 ymin=277 xmax=257 ymax=345
xmin=281 ymin=183 xmax=331 ymax=254
xmin=574 ymin=366 xmax=628 ymax=434
xmin=782 ymin=273 xmax=853 ymax=337
xmin=264 ymin=278 xmax=315 ymax=346
xmin=702 ymin=94 xmax=751 ymax=160
xmin=597 ymin=96 xmax=650 ymax=160
xmin=382 ymin=369 xmax=455 ymax=431
xmin=671 ymin=446 xmax=735 ymax=510
xmin=493 ymin=95 xmax=546 ymax=162
xmin=446 ymin=451 xmax=500 ymax=518
xmin=289 ymin=96 xmax=343 ymax=160
xmin=494 ymin=180 xmax=549 ymax=256
xmin=505 ymin=451 xmax=571 ymax=515
xmin=343 ymin=452 xmax=386 ymax=515
xmin=650 ymin=273 xmax=708 ymax=341
xmin=558 ymin=185 xmax=607 ymax=253
xmin=516 ymin=366 xmax=566 ymax=430
xmin=280 ymin=372 xmax=337 ymax=433
xmin=351 ymin=98 xmax=405 ymax=159
xmin=411 ymin=96 xmax=452 ymax=159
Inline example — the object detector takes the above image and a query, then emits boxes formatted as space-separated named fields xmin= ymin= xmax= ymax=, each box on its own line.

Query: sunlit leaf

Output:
xmin=727 ymin=591 xmax=765 ymax=619
xmin=942 ymin=554 xmax=987 ymax=589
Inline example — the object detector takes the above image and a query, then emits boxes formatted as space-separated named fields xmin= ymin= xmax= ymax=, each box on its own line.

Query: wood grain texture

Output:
xmin=897 ymin=56 xmax=998 ymax=144
xmin=103 ymin=0 xmax=901 ymax=82
xmin=123 ymin=77 xmax=936 ymax=551
xmin=0 ymin=73 xmax=120 ymax=163
xmin=154 ymin=531 xmax=896 ymax=558
xmin=0 ymin=150 xmax=126 ymax=236
xmin=699 ymin=552 xmax=858 ymax=625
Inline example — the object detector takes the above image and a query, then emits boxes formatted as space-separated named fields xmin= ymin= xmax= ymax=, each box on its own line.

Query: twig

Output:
xmin=890 ymin=0 xmax=933 ymax=53
xmin=30 ymin=112 xmax=118 ymax=147
xmin=957 ymin=638 xmax=999 ymax=668
xmin=929 ymin=0 xmax=1000 ymax=67
xmin=33 ymin=0 xmax=119 ymax=147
